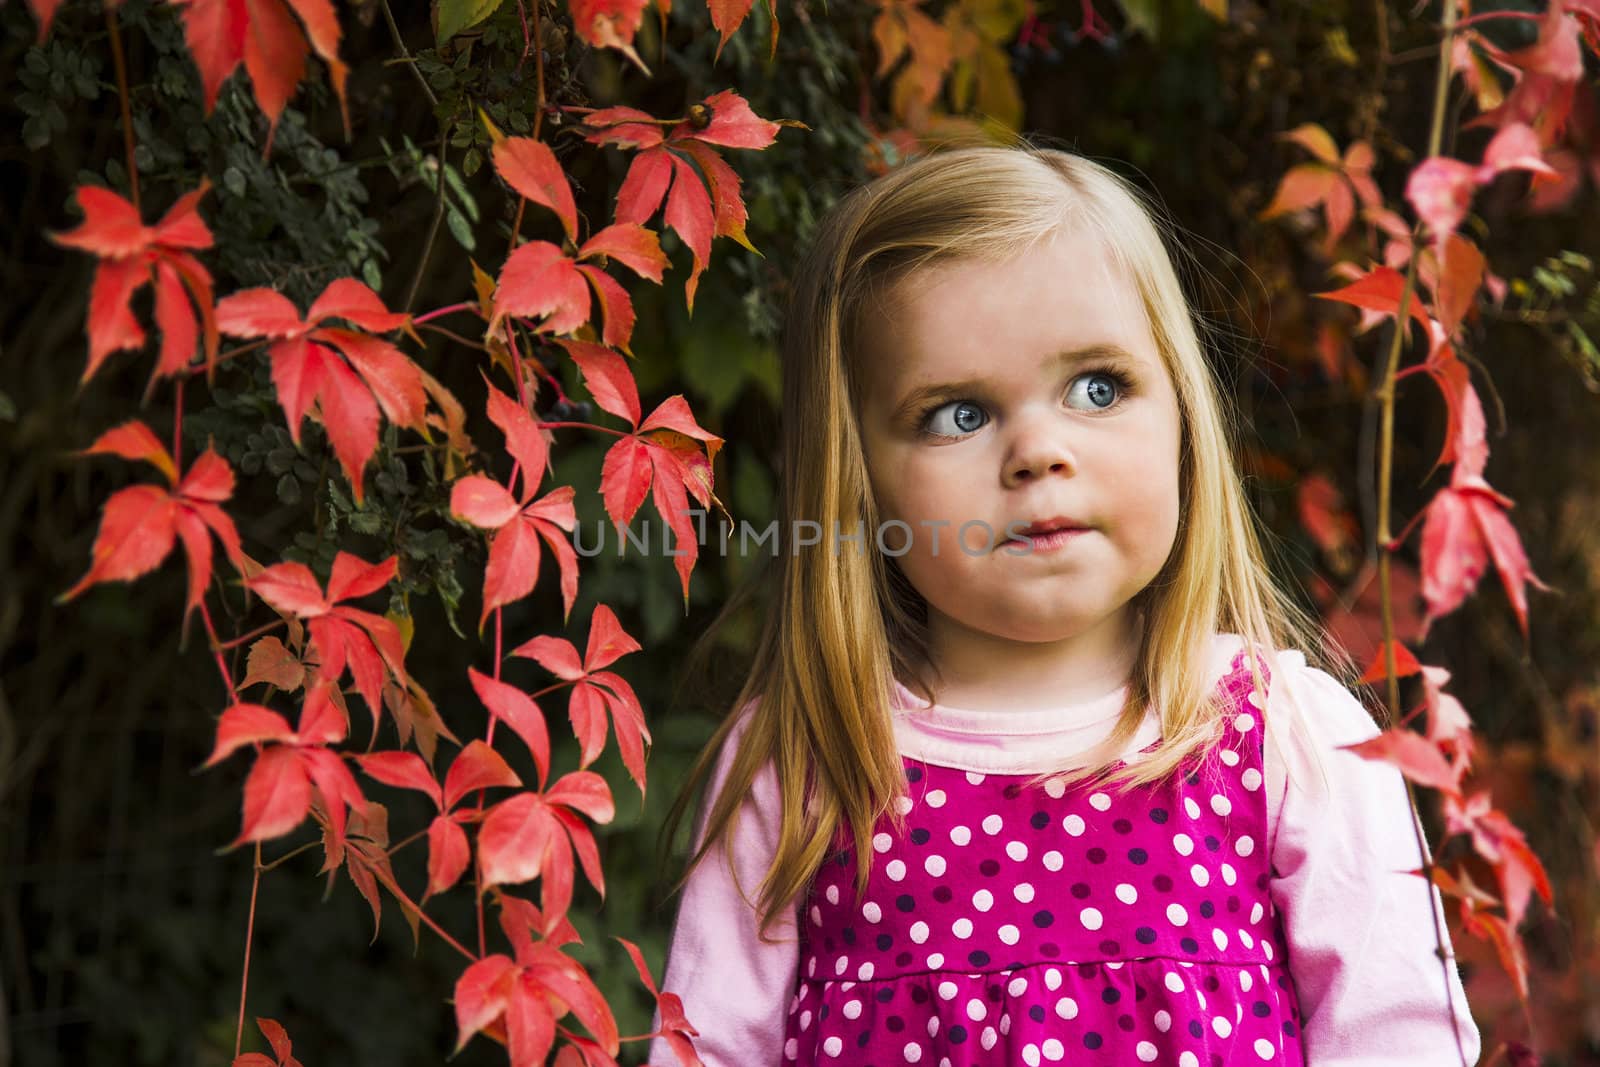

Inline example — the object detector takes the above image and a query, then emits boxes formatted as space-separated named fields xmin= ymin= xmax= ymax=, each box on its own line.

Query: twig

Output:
xmin=233 ymin=842 xmax=263 ymax=1060
xmin=106 ymin=10 xmax=139 ymax=212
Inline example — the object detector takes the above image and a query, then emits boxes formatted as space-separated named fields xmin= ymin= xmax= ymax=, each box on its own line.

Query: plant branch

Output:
xmin=233 ymin=842 xmax=263 ymax=1060
xmin=106 ymin=9 xmax=139 ymax=212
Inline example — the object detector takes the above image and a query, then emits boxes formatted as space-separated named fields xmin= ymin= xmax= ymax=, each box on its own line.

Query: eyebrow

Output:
xmin=890 ymin=343 xmax=1142 ymax=421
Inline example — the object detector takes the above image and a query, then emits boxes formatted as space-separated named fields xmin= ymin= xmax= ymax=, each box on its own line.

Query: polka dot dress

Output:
xmin=780 ymin=650 xmax=1304 ymax=1065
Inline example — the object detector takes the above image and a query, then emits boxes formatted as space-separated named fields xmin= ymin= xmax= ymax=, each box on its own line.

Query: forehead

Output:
xmin=855 ymin=230 xmax=1163 ymax=399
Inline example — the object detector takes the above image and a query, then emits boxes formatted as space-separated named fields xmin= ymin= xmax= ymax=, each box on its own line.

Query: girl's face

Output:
xmin=856 ymin=228 xmax=1182 ymax=678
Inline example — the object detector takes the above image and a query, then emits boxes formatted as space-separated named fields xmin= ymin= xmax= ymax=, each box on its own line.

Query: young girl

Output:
xmin=647 ymin=141 xmax=1480 ymax=1067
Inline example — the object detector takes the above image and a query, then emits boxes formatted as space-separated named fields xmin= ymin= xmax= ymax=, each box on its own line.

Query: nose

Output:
xmin=1001 ymin=414 xmax=1077 ymax=488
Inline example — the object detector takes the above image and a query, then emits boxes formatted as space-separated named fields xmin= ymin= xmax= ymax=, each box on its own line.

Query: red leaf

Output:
xmin=453 ymin=954 xmax=518 ymax=1053
xmin=532 ymin=514 xmax=581 ymax=624
xmin=583 ymin=602 xmax=639 ymax=672
xmin=1316 ymin=267 xmax=1433 ymax=340
xmin=1357 ymin=641 xmax=1422 ymax=684
xmin=451 ymin=475 xmax=522 ymax=529
xmin=82 ymin=258 xmax=151 ymax=380
xmin=326 ymin=551 xmax=397 ymax=603
xmin=153 ymin=258 xmax=201 ymax=377
xmin=236 ymin=745 xmax=312 ymax=844
xmin=357 ymin=751 xmax=443 ymax=809
xmin=613 ymin=146 xmax=675 ymax=226
xmin=574 ymin=264 xmax=638 ymax=353
xmin=675 ymin=139 xmax=755 ymax=251
xmin=256 ymin=1016 xmax=292 ymax=1063
xmin=205 ymin=703 xmax=297 ymax=766
xmin=426 ymin=812 xmax=471 ymax=898
xmin=491 ymin=135 xmax=579 ymax=244
xmin=442 ymin=738 xmax=523 ymax=811
xmin=297 ymin=676 xmax=349 ymax=746
xmin=510 ymin=634 xmax=586 ymax=681
xmin=59 ymin=486 xmax=179 ymax=602
xmin=319 ymin=329 xmax=427 ymax=429
xmin=590 ymin=671 xmax=650 ymax=794
xmin=1405 ymin=156 xmax=1478 ymax=244
xmin=300 ymin=745 xmax=368 ymax=862
xmin=468 ymin=668 xmax=551 ymax=788
xmin=662 ymin=153 xmax=715 ymax=314
xmin=242 ymin=636 xmax=307 ymax=691
xmin=492 ymin=241 xmax=591 ymax=335
xmin=563 ymin=341 xmax=642 ymax=426
xmin=307 ymin=277 xmax=407 ymax=333
xmin=680 ymin=88 xmax=781 ymax=150
xmin=266 ymin=338 xmax=326 ymax=446
xmin=52 ymin=185 xmax=151 ymax=258
xmin=582 ymin=105 xmax=665 ymax=151
xmin=649 ymin=447 xmax=699 ymax=602
xmin=567 ymin=682 xmax=609 ymax=769
xmin=506 ymin=973 xmax=559 ymax=1067
xmin=577 ymin=223 xmax=668 ymax=284
xmin=83 ymin=420 xmax=177 ymax=483
xmin=567 ymin=0 xmax=649 ymax=70
xmin=599 ymin=436 xmax=653 ymax=532
xmin=640 ymin=395 xmax=723 ymax=467
xmin=179 ymin=448 xmax=237 ymax=502
xmin=1342 ymin=728 xmax=1461 ymax=795
xmin=485 ymin=382 xmax=552 ymax=501
xmin=522 ymin=945 xmax=619 ymax=1055
xmin=478 ymin=792 xmax=561 ymax=888
xmin=216 ymin=287 xmax=307 ymax=339
xmin=617 ymin=937 xmax=660 ymax=997
xmin=241 ymin=0 xmax=310 ymax=145
xmin=315 ymin=351 xmax=382 ymax=504
xmin=248 ymin=561 xmax=332 ymax=617
xmin=546 ymin=771 xmax=615 ymax=824
xmin=552 ymin=807 xmax=605 ymax=898
xmin=481 ymin=517 xmax=543 ymax=626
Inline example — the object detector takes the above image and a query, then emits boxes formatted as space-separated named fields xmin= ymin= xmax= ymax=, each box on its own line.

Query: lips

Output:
xmin=1009 ymin=515 xmax=1089 ymax=541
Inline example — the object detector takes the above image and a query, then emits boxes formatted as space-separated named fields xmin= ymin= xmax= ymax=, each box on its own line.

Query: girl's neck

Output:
xmin=920 ymin=607 xmax=1139 ymax=712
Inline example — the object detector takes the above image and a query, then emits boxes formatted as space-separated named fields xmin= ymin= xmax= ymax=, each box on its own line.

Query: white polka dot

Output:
xmin=1008 ymin=976 xmax=1028 ymax=996
xmin=1043 ymin=1038 xmax=1065 ymax=1061
xmin=925 ymin=854 xmax=947 ymax=877
xmin=1054 ymin=996 xmax=1078 ymax=1019
xmin=843 ymin=999 xmax=862 ymax=1019
xmin=910 ymin=920 xmax=930 ymax=944
xmin=982 ymin=814 xmax=1003 ymax=835
xmin=801 ymin=1009 xmax=813 ymax=1030
xmin=1022 ymin=1045 xmax=1040 ymax=1067
xmin=1240 ymin=928 xmax=1255 ymax=949
xmin=1220 ymin=748 xmax=1240 ymax=766
xmin=1251 ymin=902 xmax=1264 ymax=923
xmin=950 ymin=825 xmax=972 ymax=846
xmin=1235 ymin=834 xmax=1255 ymax=857
xmin=1264 ymin=940 xmax=1274 ymax=961
xmin=999 ymin=1013 xmax=1012 ymax=1036
xmin=894 ymin=795 xmax=913 ymax=815
xmin=1213 ymin=928 xmax=1229 ymax=951
xmin=1165 ymin=971 xmax=1186 ymax=993
xmin=1211 ymin=794 xmax=1232 ymax=816
xmin=886 ymin=859 xmax=906 ymax=881
xmin=1062 ymin=814 xmax=1086 ymax=836
xmin=1242 ymin=767 xmax=1263 ymax=791
xmin=903 ymin=1041 xmax=923 ymax=1063
xmin=998 ymin=924 xmax=1020 ymax=945
xmin=927 ymin=1017 xmax=939 ymax=1038
xmin=981 ymin=1026 xmax=998 ymax=1050
xmin=1044 ymin=777 xmax=1066 ymax=799
xmin=1213 ymin=1016 xmax=1233 ymax=1038
xmin=1044 ymin=967 xmax=1062 ymax=991
xmin=1089 ymin=792 xmax=1112 ymax=811
xmin=1167 ymin=903 xmax=1188 ymax=926
xmin=1221 ymin=862 xmax=1237 ymax=886
xmin=863 ymin=901 xmax=882 ymax=923
xmin=1116 ymin=882 xmax=1138 ymax=904
xmin=1006 ymin=840 xmax=1029 ymax=861
xmin=925 ymin=789 xmax=946 ymax=808
xmin=952 ymin=917 xmax=973 ymax=939
xmin=824 ymin=884 xmax=840 ymax=905
xmin=1042 ymin=849 xmax=1064 ymax=871
xmin=1234 ymin=712 xmax=1256 ymax=732
xmin=1240 ymin=969 xmax=1254 ymax=991
xmin=1255 ymin=1038 xmax=1277 ymax=1059
xmin=1079 ymin=907 xmax=1103 ymax=931
xmin=1249 ymin=687 xmax=1267 ymax=709
xmin=1191 ymin=863 xmax=1211 ymax=887
xmin=1181 ymin=1053 xmax=1200 ymax=1067
xmin=860 ymin=961 xmax=876 ymax=979
xmin=927 ymin=952 xmax=944 ymax=968
xmin=873 ymin=832 xmax=892 ymax=853
xmin=1154 ymin=1008 xmax=1172 ymax=1032
xmin=1136 ymin=1042 xmax=1158 ymax=1062
xmin=966 ymin=998 xmax=987 ymax=1021
xmin=810 ymin=905 xmax=823 ymax=925
xmin=966 ymin=771 xmax=986 ymax=785
xmin=1014 ymin=882 xmax=1035 ymax=903
xmin=785 ymin=1037 xmax=799 ymax=1059
xmin=1184 ymin=797 xmax=1202 ymax=819
xmin=808 ymin=957 xmax=816 ymax=976
xmin=1173 ymin=832 xmax=1194 ymax=856
xmin=822 ymin=1035 xmax=841 ymax=1056
xmin=938 ymin=980 xmax=958 ymax=1000
xmin=973 ymin=889 xmax=994 ymax=912
xmin=834 ymin=956 xmax=848 ymax=975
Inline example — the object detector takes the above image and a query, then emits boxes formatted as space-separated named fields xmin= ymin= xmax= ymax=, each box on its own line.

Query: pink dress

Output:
xmin=648 ymin=636 xmax=1482 ymax=1066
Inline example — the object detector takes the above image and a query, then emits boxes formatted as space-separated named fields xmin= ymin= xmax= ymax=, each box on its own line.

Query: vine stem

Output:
xmin=198 ymin=597 xmax=240 ymax=703
xmin=215 ymin=619 xmax=286 ymax=652
xmin=413 ymin=301 xmax=478 ymax=325
xmin=186 ymin=338 xmax=269 ymax=377
xmin=233 ymin=842 xmax=263 ymax=1060
xmin=106 ymin=9 xmax=139 ymax=212
xmin=1372 ymin=3 xmax=1473 ymax=1063
xmin=172 ymin=377 xmax=185 ymax=476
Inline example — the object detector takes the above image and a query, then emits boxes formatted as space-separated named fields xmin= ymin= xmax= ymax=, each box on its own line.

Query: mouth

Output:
xmin=1005 ymin=515 xmax=1091 ymax=544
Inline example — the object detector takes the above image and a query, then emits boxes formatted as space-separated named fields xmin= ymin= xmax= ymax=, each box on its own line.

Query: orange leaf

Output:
xmin=492 ymin=135 xmax=579 ymax=245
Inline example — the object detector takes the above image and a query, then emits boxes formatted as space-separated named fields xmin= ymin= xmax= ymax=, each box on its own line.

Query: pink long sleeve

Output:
xmin=646 ymin=709 xmax=796 ymax=1067
xmin=1263 ymin=650 xmax=1482 ymax=1066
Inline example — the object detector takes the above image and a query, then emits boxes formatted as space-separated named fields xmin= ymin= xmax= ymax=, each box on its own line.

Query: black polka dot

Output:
xmin=856 ymin=1031 xmax=871 ymax=1048
xmin=819 ymin=1005 xmax=830 ymax=1020
xmin=1154 ymin=874 xmax=1174 ymax=892
xmin=1135 ymin=926 xmax=1157 ymax=944
xmin=1203 ymin=975 xmax=1220 ymax=992
xmin=1032 ymin=910 xmax=1055 ymax=928
xmin=1028 ymin=1004 xmax=1046 ymax=1022
xmin=896 ymin=951 xmax=912 ymax=966
xmin=876 ymin=987 xmax=894 ymax=1003
xmin=1113 ymin=818 xmax=1133 ymax=834
xmin=986 ymin=983 xmax=1003 ymax=1002
xmin=1204 ymin=834 xmax=1220 ymax=851
xmin=1128 ymin=847 xmax=1148 ymax=865
xmin=886 ymin=1016 xmax=904 ymax=1032
xmin=1283 ymin=1020 xmax=1299 ymax=1037
xmin=1071 ymin=882 xmax=1091 ymax=899
xmin=1101 ymin=987 xmax=1120 ymax=1005
xmin=1077 ymin=963 xmax=1099 ymax=979
xmin=1030 ymin=811 xmax=1050 ymax=829
xmin=1087 ymin=847 xmax=1107 ymax=864
xmin=1252 ymin=1000 xmax=1272 ymax=1017
xmin=1227 ymin=895 xmax=1241 ymax=913
xmin=1098 ymin=939 xmax=1121 ymax=955
xmin=1211 ymin=1054 xmax=1225 ymax=1067
xmin=910 ymin=985 xmax=929 ymax=1003
xmin=896 ymin=894 xmax=915 ymax=912
xmin=876 ymin=933 xmax=893 ymax=950
xmin=1189 ymin=1020 xmax=1205 ymax=1038
xmin=980 ymin=859 xmax=1001 ymax=877
xmin=909 ymin=828 xmax=931 ymax=845
xmin=1041 ymin=942 xmax=1060 ymax=957
xmin=1118 ymin=1012 xmax=1136 ymax=1031
xmin=1150 ymin=807 xmax=1169 ymax=824
xmin=1199 ymin=901 xmax=1215 ymax=919
xmin=823 ymin=936 xmax=835 ymax=951
xmin=1003 ymin=783 xmax=1023 ymax=799
xmin=1084 ymin=1032 xmax=1103 ymax=1050
xmin=907 ymin=767 xmax=923 ymax=782
xmin=1180 ymin=936 xmax=1199 ymax=953
xmin=932 ymin=885 xmax=953 ymax=903
xmin=968 ymin=950 xmax=990 ymax=967
xmin=948 ymin=1024 xmax=967 ymax=1043
xmin=1185 ymin=770 xmax=1200 ymax=785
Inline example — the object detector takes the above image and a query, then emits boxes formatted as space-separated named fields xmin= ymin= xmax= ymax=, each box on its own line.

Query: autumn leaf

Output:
xmin=217 ymin=279 xmax=421 ymax=504
xmin=618 ymin=937 xmax=702 ymax=1066
xmin=60 ymin=421 xmax=244 ymax=622
xmin=1444 ymin=790 xmax=1553 ymax=935
xmin=509 ymin=604 xmax=650 ymax=792
xmin=1261 ymin=124 xmax=1382 ymax=255
xmin=168 ymin=0 xmax=350 ymax=149
xmin=478 ymin=772 xmax=615 ymax=925
xmin=567 ymin=0 xmax=652 ymax=75
xmin=1405 ymin=122 xmax=1560 ymax=249
xmin=50 ymin=183 xmax=218 ymax=389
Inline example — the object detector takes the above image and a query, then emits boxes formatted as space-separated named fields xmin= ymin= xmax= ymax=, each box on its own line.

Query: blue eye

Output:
xmin=922 ymin=400 xmax=987 ymax=437
xmin=1068 ymin=371 xmax=1127 ymax=410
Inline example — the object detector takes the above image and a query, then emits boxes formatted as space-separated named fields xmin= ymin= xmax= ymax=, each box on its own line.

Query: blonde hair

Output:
xmin=663 ymin=136 xmax=1350 ymax=938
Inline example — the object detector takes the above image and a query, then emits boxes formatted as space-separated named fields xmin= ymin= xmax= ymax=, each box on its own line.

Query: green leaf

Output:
xmin=436 ymin=0 xmax=506 ymax=44
xmin=446 ymin=206 xmax=476 ymax=251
